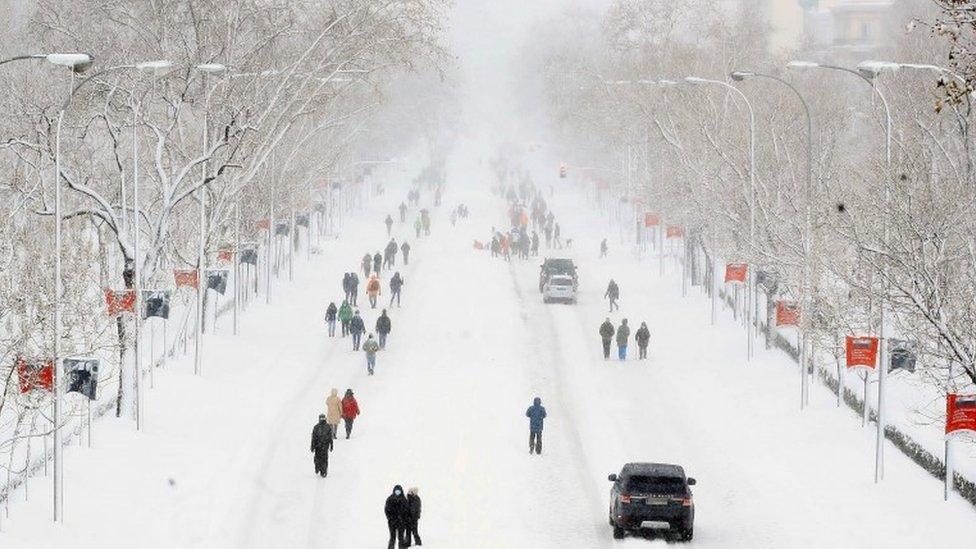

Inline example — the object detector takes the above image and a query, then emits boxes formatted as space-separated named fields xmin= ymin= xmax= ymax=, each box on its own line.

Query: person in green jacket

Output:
xmin=363 ymin=334 xmax=380 ymax=375
xmin=616 ymin=318 xmax=630 ymax=361
xmin=338 ymin=300 xmax=354 ymax=337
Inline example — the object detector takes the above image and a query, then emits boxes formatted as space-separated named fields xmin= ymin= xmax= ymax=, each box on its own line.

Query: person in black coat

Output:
xmin=376 ymin=309 xmax=392 ymax=350
xmin=349 ymin=273 xmax=360 ymax=306
xmin=389 ymin=272 xmax=404 ymax=307
xmin=385 ymin=485 xmax=410 ymax=549
xmin=310 ymin=414 xmax=334 ymax=477
xmin=385 ymin=214 xmax=394 ymax=236
xmin=385 ymin=239 xmax=398 ymax=268
xmin=350 ymin=311 xmax=366 ymax=351
xmin=635 ymin=321 xmax=651 ymax=360
xmin=406 ymin=487 xmax=422 ymax=546
xmin=604 ymin=279 xmax=620 ymax=311
xmin=599 ymin=318 xmax=615 ymax=360
xmin=401 ymin=242 xmax=411 ymax=265
xmin=325 ymin=302 xmax=338 ymax=337
xmin=342 ymin=273 xmax=352 ymax=303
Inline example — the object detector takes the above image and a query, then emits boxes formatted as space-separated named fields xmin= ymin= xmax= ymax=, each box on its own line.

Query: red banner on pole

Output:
xmin=104 ymin=288 xmax=136 ymax=316
xmin=256 ymin=219 xmax=270 ymax=230
xmin=946 ymin=394 xmax=976 ymax=438
xmin=666 ymin=226 xmax=684 ymax=239
xmin=174 ymin=269 xmax=199 ymax=289
xmin=16 ymin=357 xmax=54 ymax=393
xmin=845 ymin=336 xmax=879 ymax=369
xmin=724 ymin=263 xmax=748 ymax=283
xmin=644 ymin=213 xmax=661 ymax=227
xmin=217 ymin=249 xmax=234 ymax=263
xmin=775 ymin=301 xmax=801 ymax=326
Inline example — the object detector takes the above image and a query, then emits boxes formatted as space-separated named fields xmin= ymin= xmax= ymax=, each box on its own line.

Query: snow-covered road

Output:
xmin=3 ymin=150 xmax=975 ymax=548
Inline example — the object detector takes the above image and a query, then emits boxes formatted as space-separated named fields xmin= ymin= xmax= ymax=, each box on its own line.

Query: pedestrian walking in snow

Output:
xmin=600 ymin=238 xmax=608 ymax=258
xmin=310 ymin=414 xmax=334 ymax=477
xmin=605 ymin=279 xmax=620 ymax=312
xmin=406 ymin=487 xmax=423 ymax=546
xmin=385 ymin=214 xmax=394 ymax=236
xmin=339 ymin=300 xmax=353 ymax=336
xmin=349 ymin=273 xmax=360 ymax=306
xmin=385 ymin=239 xmax=398 ymax=268
xmin=389 ymin=272 xmax=404 ymax=307
xmin=526 ymin=397 xmax=547 ymax=455
xmin=325 ymin=302 xmax=338 ymax=337
xmin=385 ymin=485 xmax=410 ymax=549
xmin=635 ymin=322 xmax=650 ymax=360
xmin=616 ymin=319 xmax=630 ymax=361
xmin=350 ymin=311 xmax=366 ymax=350
xmin=599 ymin=318 xmax=615 ymax=360
xmin=553 ymin=223 xmax=562 ymax=249
xmin=342 ymin=273 xmax=353 ymax=303
xmin=376 ymin=309 xmax=392 ymax=349
xmin=544 ymin=225 xmax=552 ymax=248
xmin=326 ymin=388 xmax=342 ymax=439
xmin=373 ymin=252 xmax=383 ymax=277
xmin=401 ymin=241 xmax=411 ymax=265
xmin=364 ymin=334 xmax=380 ymax=375
xmin=421 ymin=210 xmax=431 ymax=236
xmin=414 ymin=216 xmax=422 ymax=238
xmin=362 ymin=254 xmax=373 ymax=279
xmin=341 ymin=389 xmax=360 ymax=439
xmin=367 ymin=274 xmax=382 ymax=309
xmin=399 ymin=202 xmax=408 ymax=223
xmin=531 ymin=231 xmax=539 ymax=256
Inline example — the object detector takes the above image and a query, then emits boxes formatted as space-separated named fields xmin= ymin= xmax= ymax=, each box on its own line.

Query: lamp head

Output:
xmin=194 ymin=63 xmax=227 ymax=74
xmin=730 ymin=71 xmax=754 ymax=82
xmin=135 ymin=60 xmax=174 ymax=72
xmin=46 ymin=53 xmax=94 ymax=73
xmin=787 ymin=60 xmax=819 ymax=71
xmin=856 ymin=60 xmax=900 ymax=79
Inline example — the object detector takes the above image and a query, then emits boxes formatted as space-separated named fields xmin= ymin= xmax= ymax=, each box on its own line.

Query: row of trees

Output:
xmin=0 ymin=0 xmax=453 ymax=502
xmin=520 ymin=0 xmax=976 ymax=411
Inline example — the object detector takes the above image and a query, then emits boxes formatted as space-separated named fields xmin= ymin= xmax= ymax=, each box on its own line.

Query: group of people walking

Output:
xmin=599 ymin=317 xmax=650 ymax=360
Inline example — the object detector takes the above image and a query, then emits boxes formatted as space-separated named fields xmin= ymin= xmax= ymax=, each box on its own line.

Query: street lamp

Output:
xmin=192 ymin=63 xmax=227 ymax=377
xmin=732 ymin=70 xmax=815 ymax=410
xmin=685 ymin=75 xmax=758 ymax=361
xmin=788 ymin=59 xmax=892 ymax=484
xmin=0 ymin=50 xmax=95 ymax=524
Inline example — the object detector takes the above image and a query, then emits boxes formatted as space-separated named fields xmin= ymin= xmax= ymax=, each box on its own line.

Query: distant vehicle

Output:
xmin=538 ymin=258 xmax=578 ymax=293
xmin=608 ymin=463 xmax=696 ymax=541
xmin=543 ymin=275 xmax=577 ymax=304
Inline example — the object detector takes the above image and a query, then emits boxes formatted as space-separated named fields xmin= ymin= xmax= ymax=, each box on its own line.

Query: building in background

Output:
xmin=750 ymin=0 xmax=896 ymax=55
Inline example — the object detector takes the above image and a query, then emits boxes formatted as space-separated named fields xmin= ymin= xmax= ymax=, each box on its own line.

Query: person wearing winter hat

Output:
xmin=385 ymin=485 xmax=410 ymax=549
xmin=406 ymin=487 xmax=423 ymax=546
xmin=310 ymin=414 xmax=333 ymax=477
xmin=363 ymin=334 xmax=380 ymax=375
xmin=325 ymin=388 xmax=342 ymax=439
xmin=341 ymin=389 xmax=360 ymax=438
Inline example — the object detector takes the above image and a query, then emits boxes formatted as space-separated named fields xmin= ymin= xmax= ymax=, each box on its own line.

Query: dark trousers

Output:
xmin=343 ymin=417 xmax=354 ymax=438
xmin=388 ymin=523 xmax=408 ymax=549
xmin=390 ymin=289 xmax=401 ymax=307
xmin=608 ymin=297 xmax=619 ymax=311
xmin=639 ymin=345 xmax=648 ymax=359
xmin=352 ymin=332 xmax=362 ymax=350
xmin=369 ymin=295 xmax=378 ymax=308
xmin=341 ymin=320 xmax=350 ymax=336
xmin=601 ymin=338 xmax=612 ymax=359
xmin=529 ymin=431 xmax=542 ymax=454
xmin=403 ymin=253 xmax=409 ymax=265
xmin=350 ymin=292 xmax=358 ymax=306
xmin=407 ymin=521 xmax=421 ymax=545
xmin=313 ymin=450 xmax=329 ymax=476
xmin=379 ymin=332 xmax=388 ymax=349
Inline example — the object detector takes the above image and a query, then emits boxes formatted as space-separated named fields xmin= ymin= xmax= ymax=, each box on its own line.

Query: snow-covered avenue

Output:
xmin=2 ymin=145 xmax=974 ymax=548
xmin=4 ymin=0 xmax=976 ymax=548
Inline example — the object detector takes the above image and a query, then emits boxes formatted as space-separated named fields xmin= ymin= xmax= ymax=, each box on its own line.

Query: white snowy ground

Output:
xmin=2 ymin=150 xmax=975 ymax=548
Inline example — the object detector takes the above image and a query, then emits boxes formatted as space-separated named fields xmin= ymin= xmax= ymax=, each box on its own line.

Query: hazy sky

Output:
xmin=447 ymin=0 xmax=612 ymax=140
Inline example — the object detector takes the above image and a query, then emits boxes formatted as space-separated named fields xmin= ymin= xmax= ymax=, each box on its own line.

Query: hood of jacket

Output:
xmin=533 ymin=397 xmax=541 ymax=406
xmin=392 ymin=485 xmax=404 ymax=496
xmin=330 ymin=388 xmax=338 ymax=398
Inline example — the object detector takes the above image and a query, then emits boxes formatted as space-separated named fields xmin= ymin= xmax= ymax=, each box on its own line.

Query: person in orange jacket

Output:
xmin=366 ymin=273 xmax=382 ymax=309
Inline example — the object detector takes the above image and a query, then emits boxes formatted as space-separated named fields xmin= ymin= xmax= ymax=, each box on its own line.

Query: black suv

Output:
xmin=538 ymin=258 xmax=578 ymax=292
xmin=608 ymin=463 xmax=696 ymax=541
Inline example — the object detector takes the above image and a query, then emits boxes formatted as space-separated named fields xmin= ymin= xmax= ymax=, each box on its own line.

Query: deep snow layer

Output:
xmin=1 ymin=154 xmax=974 ymax=548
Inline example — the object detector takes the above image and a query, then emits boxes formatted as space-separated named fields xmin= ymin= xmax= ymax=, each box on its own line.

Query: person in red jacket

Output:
xmin=341 ymin=389 xmax=360 ymax=439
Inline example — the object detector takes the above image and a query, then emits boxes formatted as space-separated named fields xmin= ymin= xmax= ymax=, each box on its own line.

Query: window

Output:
xmin=625 ymin=475 xmax=687 ymax=495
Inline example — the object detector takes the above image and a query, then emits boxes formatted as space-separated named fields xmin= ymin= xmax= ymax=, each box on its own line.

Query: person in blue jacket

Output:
xmin=525 ymin=397 xmax=547 ymax=455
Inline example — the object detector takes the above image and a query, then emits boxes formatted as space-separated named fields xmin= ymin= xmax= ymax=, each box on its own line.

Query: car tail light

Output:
xmin=620 ymin=494 xmax=631 ymax=504
xmin=682 ymin=497 xmax=693 ymax=507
